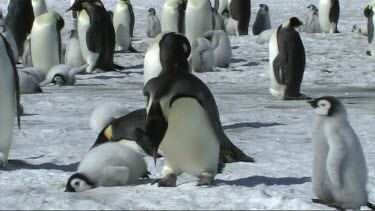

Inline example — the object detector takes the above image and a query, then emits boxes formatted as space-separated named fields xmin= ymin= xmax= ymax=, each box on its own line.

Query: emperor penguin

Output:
xmin=185 ymin=0 xmax=214 ymax=45
xmin=203 ymin=30 xmax=232 ymax=68
xmin=351 ymin=23 xmax=368 ymax=36
xmin=65 ymin=142 xmax=148 ymax=192
xmin=67 ymin=0 xmax=117 ymax=73
xmin=364 ymin=1 xmax=375 ymax=56
xmin=252 ymin=4 xmax=271 ymax=36
xmin=22 ymin=34 xmax=32 ymax=67
xmin=222 ymin=10 xmax=237 ymax=36
xmin=18 ymin=71 xmax=43 ymax=94
xmin=20 ymin=67 xmax=44 ymax=83
xmin=89 ymin=102 xmax=130 ymax=133
xmin=0 ymin=33 xmax=21 ymax=169
xmin=31 ymin=12 xmax=64 ymax=79
xmin=269 ymin=17 xmax=310 ymax=100
xmin=113 ymin=0 xmax=136 ymax=53
xmin=189 ymin=37 xmax=214 ymax=73
xmin=0 ymin=24 xmax=18 ymax=61
xmin=212 ymin=8 xmax=224 ymax=30
xmin=319 ymin=0 xmax=340 ymax=34
xmin=146 ymin=8 xmax=161 ymax=38
xmin=143 ymin=32 xmax=191 ymax=85
xmin=64 ymin=30 xmax=85 ymax=67
xmin=310 ymin=9 xmax=322 ymax=33
xmin=39 ymin=64 xmax=87 ymax=86
xmin=256 ymin=28 xmax=273 ymax=44
xmin=215 ymin=0 xmax=229 ymax=16
xmin=31 ymin=0 xmax=48 ymax=17
xmin=4 ymin=0 xmax=34 ymax=56
xmin=138 ymin=33 xmax=254 ymax=187
xmin=160 ymin=0 xmax=187 ymax=33
xmin=309 ymin=96 xmax=375 ymax=210
xmin=228 ymin=0 xmax=251 ymax=36
xmin=304 ymin=5 xmax=321 ymax=33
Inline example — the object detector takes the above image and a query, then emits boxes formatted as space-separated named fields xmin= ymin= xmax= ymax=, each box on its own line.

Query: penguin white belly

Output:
xmin=113 ymin=4 xmax=131 ymax=52
xmin=0 ymin=40 xmax=16 ymax=165
xmin=160 ymin=98 xmax=219 ymax=176
xmin=224 ymin=18 xmax=237 ymax=36
xmin=31 ymin=13 xmax=61 ymax=78
xmin=32 ymin=0 xmax=48 ymax=17
xmin=65 ymin=35 xmax=85 ymax=67
xmin=78 ymin=10 xmax=90 ymax=63
xmin=370 ymin=11 xmax=375 ymax=55
xmin=217 ymin=0 xmax=229 ymax=15
xmin=160 ymin=5 xmax=179 ymax=32
xmin=319 ymin=0 xmax=331 ymax=33
xmin=143 ymin=36 xmax=162 ymax=85
xmin=268 ymin=28 xmax=286 ymax=100
xmin=185 ymin=1 xmax=213 ymax=45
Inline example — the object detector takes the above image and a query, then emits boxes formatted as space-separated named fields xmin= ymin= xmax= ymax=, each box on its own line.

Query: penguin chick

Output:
xmin=146 ymin=8 xmax=161 ymax=38
xmin=20 ymin=67 xmax=45 ymax=83
xmin=18 ymin=71 xmax=43 ymax=94
xmin=22 ymin=34 xmax=33 ymax=67
xmin=189 ymin=37 xmax=214 ymax=73
xmin=309 ymin=96 xmax=374 ymax=210
xmin=89 ymin=102 xmax=130 ymax=133
xmin=65 ymin=142 xmax=148 ymax=192
xmin=39 ymin=64 xmax=86 ymax=86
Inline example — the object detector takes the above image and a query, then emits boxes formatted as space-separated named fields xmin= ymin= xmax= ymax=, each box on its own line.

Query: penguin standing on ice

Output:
xmin=252 ymin=4 xmax=271 ymax=36
xmin=0 ymin=33 xmax=21 ymax=169
xmin=228 ymin=0 xmax=251 ymax=36
xmin=189 ymin=37 xmax=214 ymax=73
xmin=160 ymin=0 xmax=187 ymax=33
xmin=318 ymin=0 xmax=339 ymax=34
xmin=65 ymin=30 xmax=85 ymax=67
xmin=67 ymin=0 xmax=117 ymax=73
xmin=113 ymin=0 xmax=137 ymax=53
xmin=138 ymin=32 xmax=254 ymax=187
xmin=269 ymin=17 xmax=310 ymax=100
xmin=65 ymin=142 xmax=148 ymax=192
xmin=364 ymin=1 xmax=375 ymax=56
xmin=146 ymin=8 xmax=161 ymax=38
xmin=309 ymin=96 xmax=375 ymax=210
xmin=4 ymin=0 xmax=34 ymax=57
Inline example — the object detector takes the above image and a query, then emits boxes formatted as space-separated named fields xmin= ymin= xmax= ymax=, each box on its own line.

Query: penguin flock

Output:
xmin=0 ymin=0 xmax=374 ymax=210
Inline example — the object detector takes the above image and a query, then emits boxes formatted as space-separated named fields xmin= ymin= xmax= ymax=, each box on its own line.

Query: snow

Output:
xmin=0 ymin=0 xmax=374 ymax=210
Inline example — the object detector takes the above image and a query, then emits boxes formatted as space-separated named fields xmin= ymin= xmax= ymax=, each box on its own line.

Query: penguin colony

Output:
xmin=0 ymin=0 xmax=374 ymax=209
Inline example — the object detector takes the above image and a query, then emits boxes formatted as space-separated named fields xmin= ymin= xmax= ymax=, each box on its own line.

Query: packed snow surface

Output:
xmin=0 ymin=0 xmax=374 ymax=210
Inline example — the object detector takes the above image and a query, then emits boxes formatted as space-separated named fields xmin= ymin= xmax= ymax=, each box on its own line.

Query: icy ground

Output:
xmin=0 ymin=0 xmax=374 ymax=209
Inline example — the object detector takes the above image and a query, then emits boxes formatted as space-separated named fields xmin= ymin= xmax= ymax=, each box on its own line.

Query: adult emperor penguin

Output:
xmin=4 ymin=0 xmax=34 ymax=56
xmin=67 ymin=0 xmax=117 ymax=73
xmin=222 ymin=10 xmax=237 ymax=36
xmin=0 ymin=33 xmax=21 ymax=169
xmin=0 ymin=24 xmax=18 ymax=61
xmin=319 ymin=0 xmax=340 ymax=34
xmin=185 ymin=0 xmax=214 ymax=45
xmin=228 ymin=0 xmax=251 ymax=36
xmin=22 ymin=34 xmax=33 ymax=67
xmin=252 ymin=4 xmax=271 ymax=36
xmin=138 ymin=33 xmax=253 ymax=187
xmin=31 ymin=12 xmax=64 ymax=79
xmin=31 ymin=0 xmax=48 ymax=17
xmin=143 ymin=32 xmax=191 ymax=85
xmin=146 ymin=8 xmax=161 ymax=38
xmin=65 ymin=30 xmax=85 ymax=67
xmin=364 ymin=1 xmax=375 ymax=56
xmin=269 ymin=17 xmax=310 ymax=100
xmin=203 ymin=30 xmax=232 ymax=68
xmin=65 ymin=142 xmax=148 ymax=192
xmin=309 ymin=96 xmax=375 ymax=210
xmin=39 ymin=64 xmax=86 ymax=86
xmin=113 ymin=0 xmax=136 ymax=53
xmin=189 ymin=37 xmax=214 ymax=72
xmin=160 ymin=0 xmax=187 ymax=33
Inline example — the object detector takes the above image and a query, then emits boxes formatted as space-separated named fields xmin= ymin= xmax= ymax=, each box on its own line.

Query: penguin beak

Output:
xmin=308 ymin=100 xmax=318 ymax=108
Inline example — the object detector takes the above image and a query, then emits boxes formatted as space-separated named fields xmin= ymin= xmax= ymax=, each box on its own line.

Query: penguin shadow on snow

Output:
xmin=216 ymin=176 xmax=311 ymax=188
xmin=6 ymin=159 xmax=79 ymax=172
xmin=223 ymin=122 xmax=284 ymax=130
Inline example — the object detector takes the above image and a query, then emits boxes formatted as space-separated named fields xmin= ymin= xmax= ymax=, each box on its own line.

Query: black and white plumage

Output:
xmin=228 ymin=0 xmax=251 ymax=36
xmin=31 ymin=0 xmax=48 ymax=17
xmin=364 ymin=1 xmax=375 ymax=56
xmin=269 ymin=17 xmax=310 ymax=100
xmin=309 ymin=96 xmax=374 ymax=210
xmin=304 ymin=5 xmax=321 ymax=33
xmin=252 ymin=4 xmax=271 ymax=36
xmin=113 ymin=0 xmax=136 ymax=52
xmin=160 ymin=0 xmax=187 ymax=33
xmin=0 ymin=24 xmax=18 ymax=60
xmin=203 ymin=30 xmax=232 ymax=68
xmin=22 ymin=34 xmax=32 ymax=67
xmin=65 ymin=142 xmax=148 ymax=192
xmin=64 ymin=30 xmax=85 ymax=67
xmin=352 ymin=23 xmax=368 ymax=36
xmin=319 ymin=0 xmax=340 ymax=34
xmin=39 ymin=64 xmax=86 ymax=86
xmin=146 ymin=8 xmax=161 ymax=38
xmin=189 ymin=37 xmax=214 ymax=72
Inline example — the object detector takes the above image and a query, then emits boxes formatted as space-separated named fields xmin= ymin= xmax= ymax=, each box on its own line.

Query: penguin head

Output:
xmin=67 ymin=0 xmax=103 ymax=11
xmin=52 ymin=74 xmax=66 ymax=86
xmin=259 ymin=4 xmax=268 ymax=11
xmin=289 ymin=17 xmax=303 ymax=29
xmin=314 ymin=9 xmax=319 ymax=16
xmin=307 ymin=4 xmax=317 ymax=11
xmin=159 ymin=32 xmax=191 ymax=71
xmin=148 ymin=8 xmax=156 ymax=15
xmin=222 ymin=9 xmax=230 ymax=18
xmin=308 ymin=96 xmax=342 ymax=117
xmin=65 ymin=173 xmax=95 ymax=192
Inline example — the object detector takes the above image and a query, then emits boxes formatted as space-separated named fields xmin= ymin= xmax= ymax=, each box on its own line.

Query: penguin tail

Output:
xmin=367 ymin=202 xmax=375 ymax=210
xmin=113 ymin=63 xmax=125 ymax=70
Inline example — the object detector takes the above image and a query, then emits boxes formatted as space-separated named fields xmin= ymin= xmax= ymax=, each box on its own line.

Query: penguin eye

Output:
xmin=74 ymin=181 xmax=80 ymax=187
xmin=0 ymin=26 xmax=4 ymax=33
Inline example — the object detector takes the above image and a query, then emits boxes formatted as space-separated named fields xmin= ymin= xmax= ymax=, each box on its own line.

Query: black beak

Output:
xmin=308 ymin=99 xmax=318 ymax=108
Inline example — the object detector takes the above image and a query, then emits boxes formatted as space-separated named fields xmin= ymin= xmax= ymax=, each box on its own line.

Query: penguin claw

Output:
xmin=284 ymin=94 xmax=311 ymax=100
xmin=151 ymin=174 xmax=177 ymax=187
xmin=197 ymin=173 xmax=215 ymax=186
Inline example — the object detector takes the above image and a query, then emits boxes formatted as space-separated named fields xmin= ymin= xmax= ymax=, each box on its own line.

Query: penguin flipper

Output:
xmin=368 ymin=10 xmax=374 ymax=44
xmin=86 ymin=26 xmax=102 ymax=53
xmin=367 ymin=202 xmax=375 ymax=210
xmin=128 ymin=3 xmax=135 ymax=37
xmin=329 ymin=0 xmax=339 ymax=24
xmin=272 ymin=54 xmax=287 ymax=84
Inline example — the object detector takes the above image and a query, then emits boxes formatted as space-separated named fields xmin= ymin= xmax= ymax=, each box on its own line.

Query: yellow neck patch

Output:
xmin=104 ymin=126 xmax=113 ymax=141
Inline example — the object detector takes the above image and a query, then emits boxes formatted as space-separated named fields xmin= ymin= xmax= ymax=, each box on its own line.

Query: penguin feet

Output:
xmin=284 ymin=94 xmax=311 ymax=100
xmin=312 ymin=198 xmax=344 ymax=210
xmin=151 ymin=174 xmax=177 ymax=187
xmin=141 ymin=171 xmax=151 ymax=179
xmin=366 ymin=51 xmax=372 ymax=56
xmin=197 ymin=173 xmax=215 ymax=186
xmin=0 ymin=160 xmax=5 ymax=170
